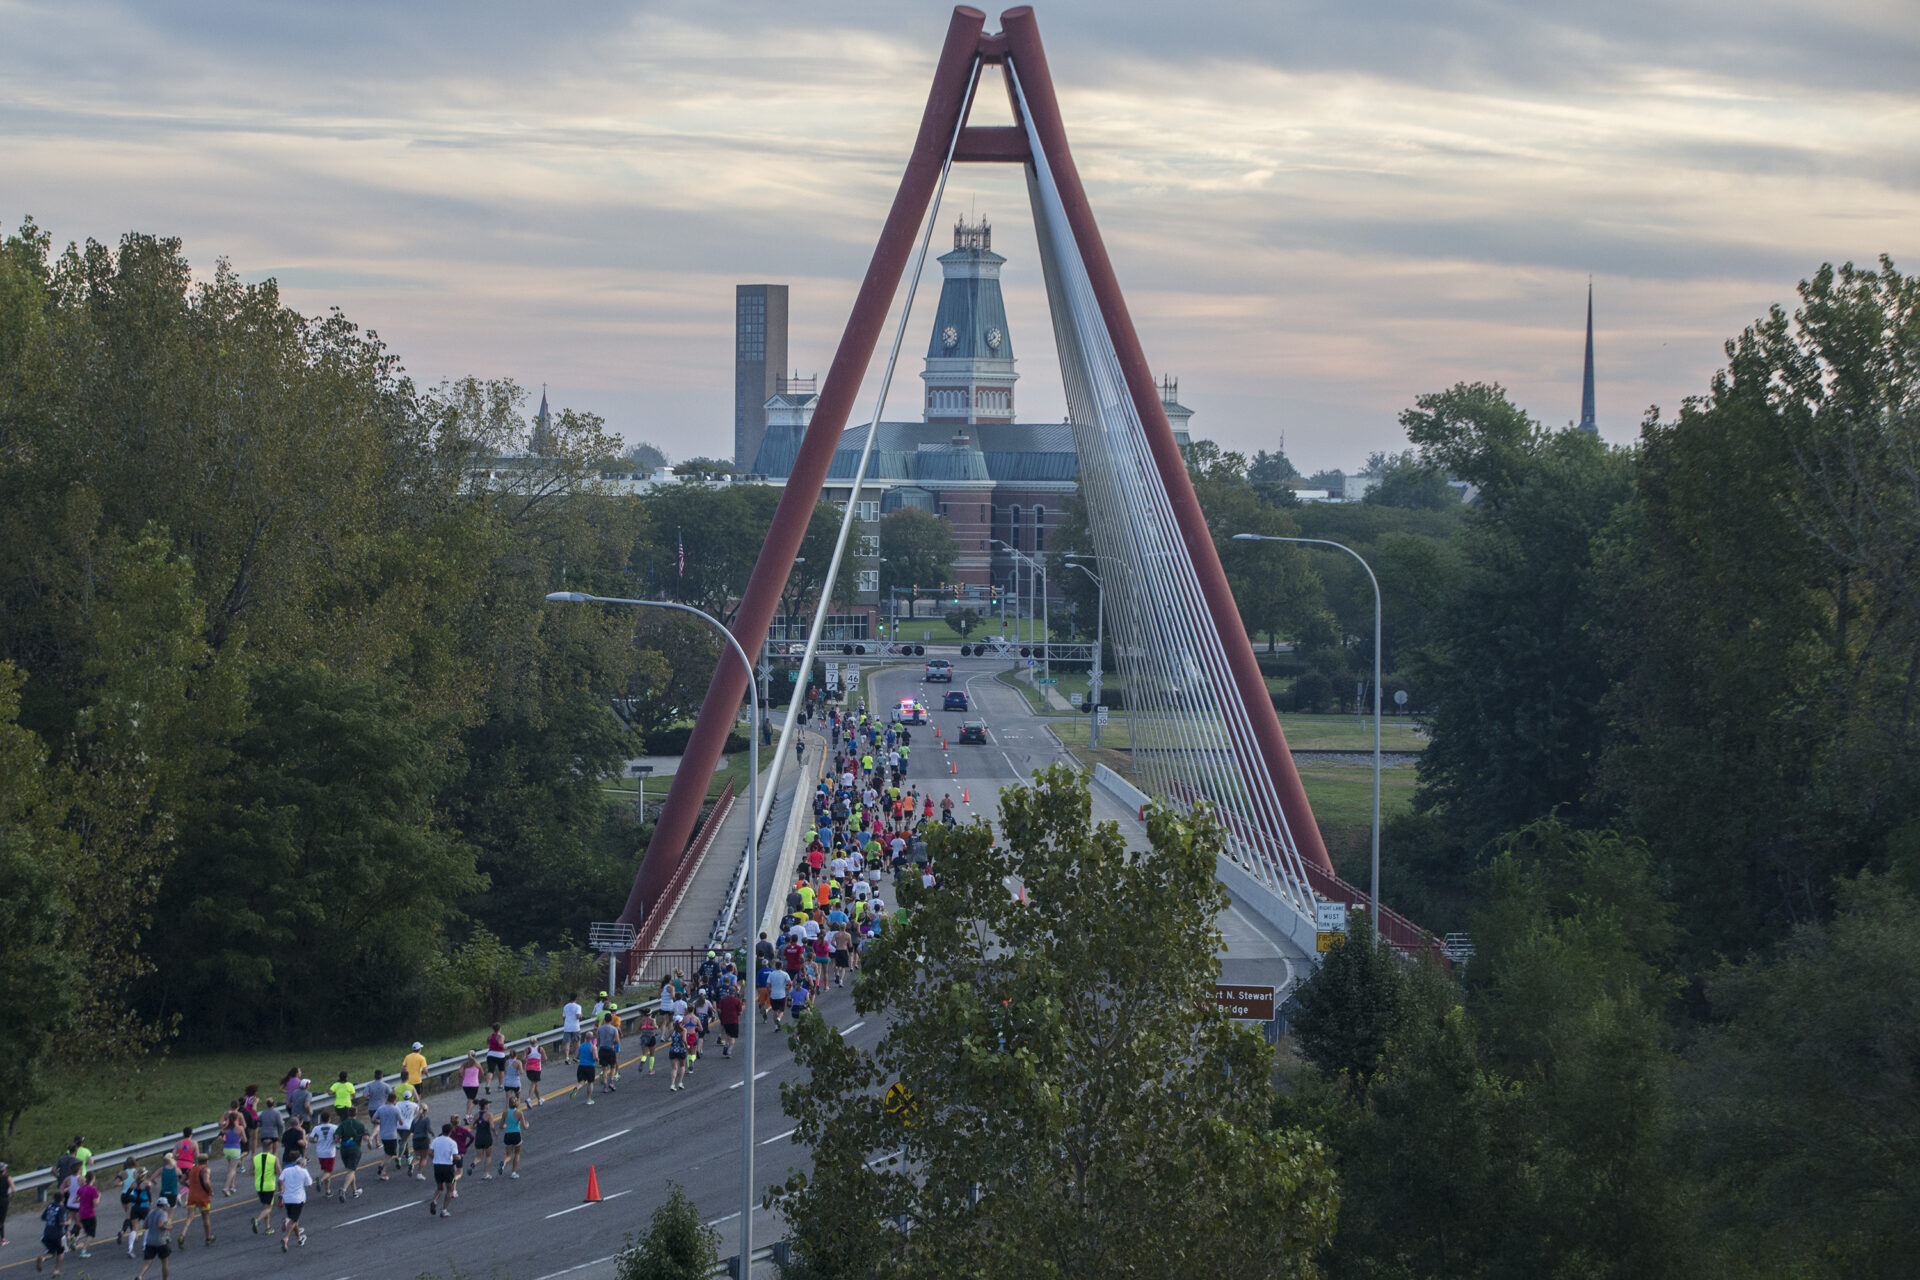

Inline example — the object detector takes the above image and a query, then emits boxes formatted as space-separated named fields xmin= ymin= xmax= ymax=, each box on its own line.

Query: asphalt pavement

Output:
xmin=0 ymin=653 xmax=1299 ymax=1279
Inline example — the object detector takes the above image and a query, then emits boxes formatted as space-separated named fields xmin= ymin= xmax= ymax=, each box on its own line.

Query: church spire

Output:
xmin=1578 ymin=283 xmax=1598 ymax=435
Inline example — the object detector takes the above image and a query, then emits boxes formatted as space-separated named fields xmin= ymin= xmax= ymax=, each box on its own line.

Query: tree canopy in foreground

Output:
xmin=772 ymin=765 xmax=1336 ymax=1279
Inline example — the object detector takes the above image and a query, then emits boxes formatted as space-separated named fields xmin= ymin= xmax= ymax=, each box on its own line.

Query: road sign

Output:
xmin=1314 ymin=900 xmax=1348 ymax=934
xmin=1394 ymin=689 xmax=1409 ymax=707
xmin=1036 ymin=677 xmax=1057 ymax=685
xmin=1025 ymin=658 xmax=1036 ymax=667
xmin=826 ymin=662 xmax=841 ymax=690
xmin=1316 ymin=931 xmax=1348 ymax=953
xmin=882 ymin=1080 xmax=920 ymax=1126
xmin=847 ymin=663 xmax=861 ymax=690
xmin=1213 ymin=984 xmax=1276 ymax=1021
xmin=1095 ymin=706 xmax=1109 ymax=727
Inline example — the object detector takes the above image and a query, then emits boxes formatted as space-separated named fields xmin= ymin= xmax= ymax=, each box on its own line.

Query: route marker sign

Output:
xmin=1036 ymin=677 xmax=1057 ymax=685
xmin=1213 ymin=984 xmax=1276 ymax=1021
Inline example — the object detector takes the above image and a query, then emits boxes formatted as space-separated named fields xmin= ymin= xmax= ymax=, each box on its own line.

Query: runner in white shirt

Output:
xmin=278 ymin=1157 xmax=313 ymax=1252
xmin=853 ymin=878 xmax=871 ymax=902
xmin=561 ymin=995 xmax=584 ymax=1058
xmin=309 ymin=1120 xmax=340 ymax=1198
xmin=428 ymin=1127 xmax=460 ymax=1218
xmin=802 ymin=917 xmax=822 ymax=941
xmin=829 ymin=855 xmax=848 ymax=880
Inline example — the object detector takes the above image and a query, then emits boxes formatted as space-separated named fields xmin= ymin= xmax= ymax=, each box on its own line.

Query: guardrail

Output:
xmin=633 ymin=778 xmax=736 ymax=953
xmin=9 ymin=993 xmax=671 ymax=1205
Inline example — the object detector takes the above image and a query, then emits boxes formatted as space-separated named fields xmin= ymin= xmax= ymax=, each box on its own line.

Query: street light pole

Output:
xmin=1065 ymin=558 xmax=1103 ymax=747
xmin=544 ymin=590 xmax=761 ymax=1266
xmin=1229 ymin=534 xmax=1382 ymax=927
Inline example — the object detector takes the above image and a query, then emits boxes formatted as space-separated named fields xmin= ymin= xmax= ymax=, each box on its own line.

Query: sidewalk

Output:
xmin=654 ymin=725 xmax=826 ymax=954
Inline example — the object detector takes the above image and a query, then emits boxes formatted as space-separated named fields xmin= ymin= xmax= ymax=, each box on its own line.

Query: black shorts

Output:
xmin=79 ymin=1215 xmax=97 ymax=1236
xmin=412 ymin=1138 xmax=431 ymax=1154
xmin=833 ymin=950 xmax=850 ymax=968
xmin=42 ymin=1237 xmax=64 ymax=1256
xmin=487 ymin=1054 xmax=506 ymax=1070
xmin=463 ymin=1085 xmax=478 ymax=1101
xmin=770 ymin=997 xmax=787 ymax=1010
xmin=382 ymin=1138 xmax=399 ymax=1157
xmin=257 ymin=1189 xmax=274 ymax=1206
xmin=433 ymin=1165 xmax=455 ymax=1185
xmin=284 ymin=1202 xmax=304 ymax=1223
xmin=504 ymin=1132 xmax=522 ymax=1147
xmin=526 ymin=1068 xmax=542 ymax=1082
xmin=576 ymin=1064 xmax=595 ymax=1083
xmin=598 ymin=1046 xmax=618 ymax=1068
xmin=668 ymin=1047 xmax=687 ymax=1060
xmin=144 ymin=1243 xmax=172 ymax=1260
xmin=721 ymin=1022 xmax=741 ymax=1039
xmin=342 ymin=1146 xmax=362 ymax=1170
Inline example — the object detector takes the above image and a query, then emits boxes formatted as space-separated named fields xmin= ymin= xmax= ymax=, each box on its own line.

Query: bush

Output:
xmin=617 ymin=1182 xmax=720 ymax=1280
xmin=1293 ymin=670 xmax=1336 ymax=713
xmin=643 ymin=725 xmax=749 ymax=756
xmin=422 ymin=929 xmax=601 ymax=1034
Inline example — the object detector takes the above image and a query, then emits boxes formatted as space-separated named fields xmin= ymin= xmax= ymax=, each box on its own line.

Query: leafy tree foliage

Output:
xmin=1406 ymin=384 xmax=1633 ymax=853
xmin=1684 ymin=874 xmax=1920 ymax=1277
xmin=617 ymin=1182 xmax=721 ymax=1280
xmin=774 ymin=767 xmax=1337 ymax=1278
xmin=1361 ymin=449 xmax=1460 ymax=510
xmin=877 ymin=506 xmax=957 ymax=618
xmin=147 ymin=662 xmax=481 ymax=1041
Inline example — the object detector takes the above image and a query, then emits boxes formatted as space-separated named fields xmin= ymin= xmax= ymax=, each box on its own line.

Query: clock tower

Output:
xmin=922 ymin=218 xmax=1017 ymax=426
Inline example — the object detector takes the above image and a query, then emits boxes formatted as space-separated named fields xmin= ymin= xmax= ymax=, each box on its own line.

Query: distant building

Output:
xmin=751 ymin=218 xmax=1163 ymax=607
xmin=734 ymin=285 xmax=789 ymax=470
xmin=1578 ymin=283 xmax=1599 ymax=436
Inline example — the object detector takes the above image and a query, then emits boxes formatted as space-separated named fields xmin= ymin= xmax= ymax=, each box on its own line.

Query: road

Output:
xmin=0 ymin=654 xmax=1299 ymax=1279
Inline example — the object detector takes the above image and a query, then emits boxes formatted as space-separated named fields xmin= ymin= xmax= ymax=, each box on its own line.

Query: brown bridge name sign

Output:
xmin=1213 ymin=984 xmax=1277 ymax=1022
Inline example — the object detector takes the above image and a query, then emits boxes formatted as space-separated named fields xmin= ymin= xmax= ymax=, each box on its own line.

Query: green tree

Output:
xmin=1289 ymin=924 xmax=1427 ymax=1092
xmin=773 ymin=767 xmax=1337 ymax=1278
xmin=616 ymin=1182 xmax=721 ymax=1280
xmin=877 ymin=507 xmax=956 ymax=619
xmin=1598 ymin=260 xmax=1920 ymax=958
xmin=147 ymin=662 xmax=481 ymax=1041
xmin=1406 ymin=384 xmax=1634 ymax=853
xmin=623 ymin=440 xmax=668 ymax=472
xmin=943 ymin=607 xmax=981 ymax=639
xmin=0 ymin=663 xmax=76 ymax=1156
xmin=1362 ymin=449 xmax=1459 ymax=510
xmin=1248 ymin=446 xmax=1300 ymax=490
xmin=675 ymin=455 xmax=735 ymax=476
xmin=1685 ymin=874 xmax=1920 ymax=1277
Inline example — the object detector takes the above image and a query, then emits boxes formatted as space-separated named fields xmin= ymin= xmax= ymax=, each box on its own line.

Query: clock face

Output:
xmin=941 ymin=325 xmax=959 ymax=349
xmin=986 ymin=327 xmax=1002 ymax=350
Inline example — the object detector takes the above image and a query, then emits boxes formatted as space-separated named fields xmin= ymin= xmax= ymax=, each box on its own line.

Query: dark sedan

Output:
xmin=958 ymin=720 xmax=988 ymax=744
xmin=943 ymin=690 xmax=970 ymax=712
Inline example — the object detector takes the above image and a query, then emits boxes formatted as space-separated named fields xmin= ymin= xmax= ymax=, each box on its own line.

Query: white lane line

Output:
xmin=545 ymin=1189 xmax=632 ymax=1218
xmin=866 ymin=1148 xmax=905 ymax=1168
xmin=760 ymin=1127 xmax=797 ymax=1146
xmin=729 ymin=1070 xmax=773 ymax=1089
xmin=707 ymin=1211 xmax=741 ymax=1226
xmin=570 ymin=1127 xmax=632 ymax=1153
xmin=841 ymin=1020 xmax=867 ymax=1034
xmin=334 ymin=1199 xmax=427 ymax=1227
xmin=533 ymin=1253 xmax=621 ymax=1279
xmin=1001 ymin=751 xmax=1024 ymax=782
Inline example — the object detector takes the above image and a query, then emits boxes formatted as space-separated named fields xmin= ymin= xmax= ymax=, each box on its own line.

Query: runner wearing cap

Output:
xmin=401 ymin=1043 xmax=428 ymax=1096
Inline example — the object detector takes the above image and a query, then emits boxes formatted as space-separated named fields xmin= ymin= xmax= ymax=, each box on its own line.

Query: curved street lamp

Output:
xmin=1229 ymin=534 xmax=1382 ymax=926
xmin=545 ymin=590 xmax=761 ymax=1268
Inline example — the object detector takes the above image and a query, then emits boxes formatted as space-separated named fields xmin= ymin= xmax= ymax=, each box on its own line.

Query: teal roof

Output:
xmin=926 ymin=246 xmax=1013 ymax=362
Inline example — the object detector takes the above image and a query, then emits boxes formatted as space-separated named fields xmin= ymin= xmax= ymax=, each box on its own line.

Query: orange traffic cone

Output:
xmin=950 ymin=760 xmax=957 ymax=774
xmin=962 ymin=788 xmax=969 ymax=803
xmin=584 ymin=1165 xmax=603 ymax=1203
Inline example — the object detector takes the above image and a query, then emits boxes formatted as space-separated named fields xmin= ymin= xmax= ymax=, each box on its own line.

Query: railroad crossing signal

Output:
xmin=882 ymin=1080 xmax=920 ymax=1126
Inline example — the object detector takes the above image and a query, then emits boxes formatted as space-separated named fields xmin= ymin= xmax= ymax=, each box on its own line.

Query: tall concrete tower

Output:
xmin=734 ymin=284 xmax=789 ymax=470
xmin=921 ymin=219 xmax=1017 ymax=426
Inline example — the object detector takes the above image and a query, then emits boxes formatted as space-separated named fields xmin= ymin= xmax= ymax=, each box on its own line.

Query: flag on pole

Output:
xmin=677 ymin=529 xmax=685 ymax=579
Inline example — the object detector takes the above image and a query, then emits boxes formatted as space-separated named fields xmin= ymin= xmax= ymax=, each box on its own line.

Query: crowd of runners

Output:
xmin=7 ymin=698 xmax=950 ymax=1277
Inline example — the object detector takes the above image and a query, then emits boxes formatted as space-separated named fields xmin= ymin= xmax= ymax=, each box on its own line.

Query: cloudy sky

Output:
xmin=4 ymin=1 xmax=1916 ymax=471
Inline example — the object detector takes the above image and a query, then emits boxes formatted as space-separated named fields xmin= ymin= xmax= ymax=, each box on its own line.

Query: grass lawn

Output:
xmin=5 ymin=1003 xmax=588 ymax=1174
xmin=1047 ymin=711 xmax=1423 ymax=753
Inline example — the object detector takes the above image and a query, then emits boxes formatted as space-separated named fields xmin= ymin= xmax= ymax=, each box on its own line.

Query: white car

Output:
xmin=896 ymin=697 xmax=929 ymax=724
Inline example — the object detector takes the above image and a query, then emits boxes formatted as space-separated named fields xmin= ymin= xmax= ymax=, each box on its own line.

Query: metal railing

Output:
xmin=9 ymin=993 xmax=672 ymax=1204
xmin=633 ymin=779 xmax=736 ymax=953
